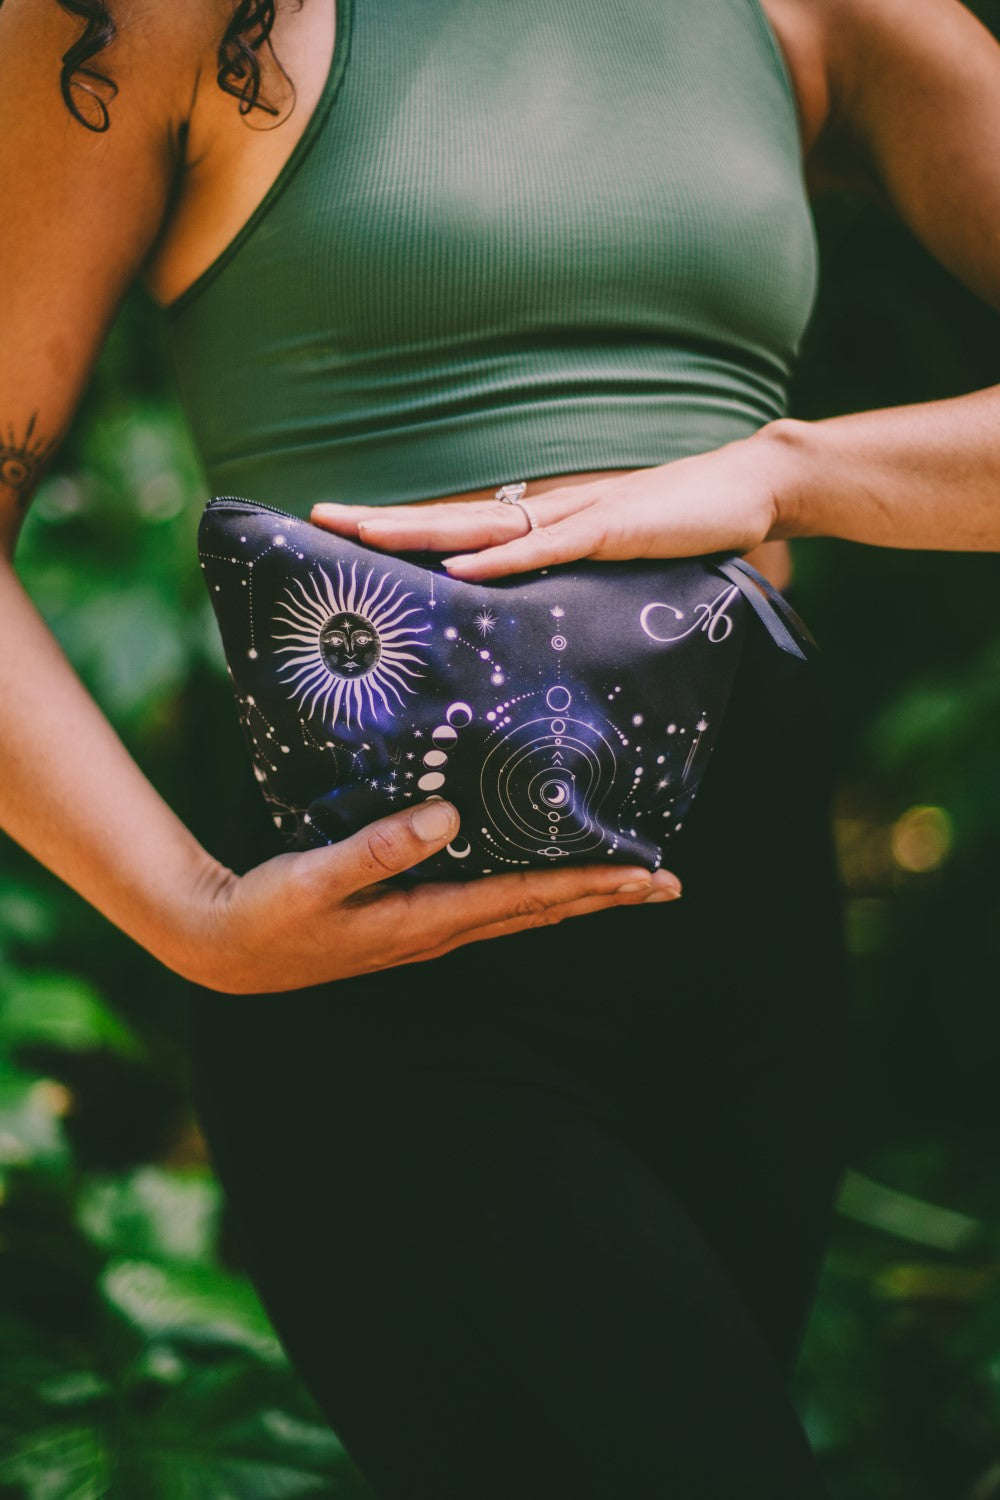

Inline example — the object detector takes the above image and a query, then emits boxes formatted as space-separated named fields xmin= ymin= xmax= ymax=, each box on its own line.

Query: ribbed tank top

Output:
xmin=165 ymin=0 xmax=818 ymax=512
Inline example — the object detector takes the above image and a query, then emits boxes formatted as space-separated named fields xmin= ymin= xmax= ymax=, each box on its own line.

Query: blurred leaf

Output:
xmin=46 ymin=586 xmax=189 ymax=723
xmin=0 ymin=883 xmax=58 ymax=949
xmin=837 ymin=1169 xmax=986 ymax=1253
xmin=968 ymin=1461 xmax=1000 ymax=1500
xmin=76 ymin=1167 xmax=221 ymax=1263
xmin=101 ymin=1259 xmax=286 ymax=1365
xmin=0 ymin=1312 xmax=107 ymax=1421
xmin=107 ymin=1359 xmax=366 ymax=1500
xmin=0 ymin=1422 xmax=110 ymax=1500
xmin=873 ymin=1263 xmax=998 ymax=1303
xmin=0 ymin=973 xmax=142 ymax=1059
xmin=32 ymin=1372 xmax=110 ymax=1411
xmin=0 ymin=1063 xmax=70 ymax=1172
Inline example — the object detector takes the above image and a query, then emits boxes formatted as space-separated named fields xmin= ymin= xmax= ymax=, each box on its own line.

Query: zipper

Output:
xmin=205 ymin=495 xmax=302 ymax=521
xmin=204 ymin=496 xmax=815 ymax=653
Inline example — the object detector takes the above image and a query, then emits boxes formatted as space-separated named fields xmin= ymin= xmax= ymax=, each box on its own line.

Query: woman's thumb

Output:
xmin=334 ymin=800 xmax=461 ymax=893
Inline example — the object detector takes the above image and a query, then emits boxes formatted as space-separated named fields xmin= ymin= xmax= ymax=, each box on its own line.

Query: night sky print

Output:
xmin=198 ymin=497 xmax=808 ymax=881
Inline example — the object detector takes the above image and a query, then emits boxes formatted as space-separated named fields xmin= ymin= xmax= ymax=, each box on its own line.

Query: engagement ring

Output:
xmin=494 ymin=481 xmax=538 ymax=533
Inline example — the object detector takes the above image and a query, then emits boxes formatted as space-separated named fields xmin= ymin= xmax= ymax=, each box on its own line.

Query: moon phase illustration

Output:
xmin=198 ymin=502 xmax=748 ymax=873
xmin=272 ymin=561 xmax=429 ymax=728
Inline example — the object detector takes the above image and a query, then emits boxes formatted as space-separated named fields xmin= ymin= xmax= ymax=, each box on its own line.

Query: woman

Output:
xmin=2 ymin=0 xmax=999 ymax=1495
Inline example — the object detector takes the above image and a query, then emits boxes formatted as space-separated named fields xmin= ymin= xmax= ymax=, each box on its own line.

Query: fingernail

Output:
xmin=411 ymin=800 xmax=459 ymax=842
xmin=644 ymin=886 xmax=682 ymax=903
xmin=616 ymin=879 xmax=652 ymax=894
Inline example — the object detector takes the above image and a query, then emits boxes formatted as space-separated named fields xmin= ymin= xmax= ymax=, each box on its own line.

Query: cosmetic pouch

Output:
xmin=198 ymin=495 xmax=815 ymax=880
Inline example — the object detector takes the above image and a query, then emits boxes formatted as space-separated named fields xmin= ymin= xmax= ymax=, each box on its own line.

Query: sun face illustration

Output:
xmin=319 ymin=613 xmax=381 ymax=676
xmin=272 ymin=562 xmax=429 ymax=728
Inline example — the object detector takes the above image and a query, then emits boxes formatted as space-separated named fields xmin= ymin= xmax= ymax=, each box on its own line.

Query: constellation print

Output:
xmin=199 ymin=498 xmax=758 ymax=877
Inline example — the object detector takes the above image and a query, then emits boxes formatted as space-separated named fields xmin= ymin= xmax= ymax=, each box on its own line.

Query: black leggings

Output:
xmin=184 ymin=617 xmax=851 ymax=1499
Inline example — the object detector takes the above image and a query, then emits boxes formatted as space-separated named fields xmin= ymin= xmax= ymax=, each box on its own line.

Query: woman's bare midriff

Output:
xmin=407 ymin=468 xmax=794 ymax=591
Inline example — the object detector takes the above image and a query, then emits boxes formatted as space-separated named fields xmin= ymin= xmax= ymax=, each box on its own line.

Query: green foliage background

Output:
xmin=3 ymin=32 xmax=1000 ymax=1499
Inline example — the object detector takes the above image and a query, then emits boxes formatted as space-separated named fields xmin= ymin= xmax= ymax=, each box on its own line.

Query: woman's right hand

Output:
xmin=177 ymin=800 xmax=681 ymax=994
xmin=2 ymin=542 xmax=680 ymax=1001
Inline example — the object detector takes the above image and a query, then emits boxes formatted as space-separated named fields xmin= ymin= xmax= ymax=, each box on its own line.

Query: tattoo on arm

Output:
xmin=1 ymin=413 xmax=57 ymax=514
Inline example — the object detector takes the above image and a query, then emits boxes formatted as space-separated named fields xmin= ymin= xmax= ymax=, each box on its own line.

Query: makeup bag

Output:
xmin=198 ymin=495 xmax=815 ymax=881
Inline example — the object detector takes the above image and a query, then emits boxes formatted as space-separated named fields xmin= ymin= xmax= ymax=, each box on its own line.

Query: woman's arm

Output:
xmin=765 ymin=392 xmax=1000 ymax=552
xmin=0 ymin=549 xmax=679 ymax=992
xmin=771 ymin=0 xmax=1000 ymax=550
xmin=309 ymin=384 xmax=1000 ymax=579
xmin=312 ymin=0 xmax=1000 ymax=575
xmin=0 ymin=0 xmax=678 ymax=994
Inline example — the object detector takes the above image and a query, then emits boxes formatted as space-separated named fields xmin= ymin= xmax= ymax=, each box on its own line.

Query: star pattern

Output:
xmin=199 ymin=498 xmax=762 ymax=882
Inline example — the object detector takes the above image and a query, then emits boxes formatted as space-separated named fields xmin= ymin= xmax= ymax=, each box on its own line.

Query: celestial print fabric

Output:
xmin=198 ymin=497 xmax=812 ymax=881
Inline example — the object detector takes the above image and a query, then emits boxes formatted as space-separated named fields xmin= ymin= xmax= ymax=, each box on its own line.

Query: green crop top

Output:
xmin=165 ymin=0 xmax=818 ymax=511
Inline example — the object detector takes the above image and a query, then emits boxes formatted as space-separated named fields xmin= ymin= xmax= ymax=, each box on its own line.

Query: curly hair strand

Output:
xmin=54 ymin=0 xmax=295 ymax=132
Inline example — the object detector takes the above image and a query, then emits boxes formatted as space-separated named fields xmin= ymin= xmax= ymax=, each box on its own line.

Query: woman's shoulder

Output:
xmin=0 ymin=0 xmax=224 ymax=502
xmin=786 ymin=0 xmax=1000 ymax=206
xmin=0 ymin=0 xmax=219 ymax=141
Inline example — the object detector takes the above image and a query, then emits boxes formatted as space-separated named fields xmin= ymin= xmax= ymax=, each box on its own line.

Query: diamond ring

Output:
xmin=494 ymin=482 xmax=538 ymax=533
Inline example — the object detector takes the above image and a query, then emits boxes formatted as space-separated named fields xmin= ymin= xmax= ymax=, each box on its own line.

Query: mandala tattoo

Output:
xmin=1 ymin=413 xmax=57 ymax=512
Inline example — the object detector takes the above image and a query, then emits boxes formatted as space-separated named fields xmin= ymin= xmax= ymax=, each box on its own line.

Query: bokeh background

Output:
xmin=3 ymin=16 xmax=1000 ymax=1495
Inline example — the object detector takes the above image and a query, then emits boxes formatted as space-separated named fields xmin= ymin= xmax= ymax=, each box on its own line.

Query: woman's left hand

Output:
xmin=310 ymin=425 xmax=800 ymax=579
